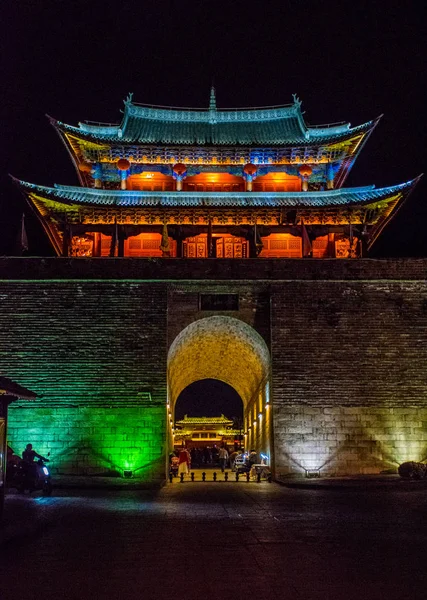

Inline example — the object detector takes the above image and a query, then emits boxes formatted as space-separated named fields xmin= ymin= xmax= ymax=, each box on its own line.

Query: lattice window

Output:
xmin=142 ymin=239 xmax=160 ymax=250
xmin=129 ymin=238 xmax=142 ymax=250
xmin=289 ymin=238 xmax=302 ymax=250
xmin=270 ymin=240 xmax=288 ymax=250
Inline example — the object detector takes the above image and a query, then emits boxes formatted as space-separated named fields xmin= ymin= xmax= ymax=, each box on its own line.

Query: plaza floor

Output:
xmin=1 ymin=480 xmax=427 ymax=600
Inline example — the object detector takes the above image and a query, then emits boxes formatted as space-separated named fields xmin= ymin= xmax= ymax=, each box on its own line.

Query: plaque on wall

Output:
xmin=200 ymin=294 xmax=239 ymax=311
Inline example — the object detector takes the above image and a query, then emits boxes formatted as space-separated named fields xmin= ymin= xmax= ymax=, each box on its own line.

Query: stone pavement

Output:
xmin=1 ymin=481 xmax=427 ymax=600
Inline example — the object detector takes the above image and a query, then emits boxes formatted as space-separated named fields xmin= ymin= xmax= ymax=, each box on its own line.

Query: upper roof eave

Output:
xmin=52 ymin=117 xmax=377 ymax=148
xmin=13 ymin=177 xmax=421 ymax=210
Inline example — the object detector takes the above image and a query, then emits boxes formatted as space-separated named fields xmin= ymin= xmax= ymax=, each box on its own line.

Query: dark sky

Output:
xmin=174 ymin=379 xmax=243 ymax=422
xmin=1 ymin=0 xmax=426 ymax=256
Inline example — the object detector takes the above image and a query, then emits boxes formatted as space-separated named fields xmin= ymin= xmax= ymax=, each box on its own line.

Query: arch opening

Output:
xmin=173 ymin=379 xmax=244 ymax=461
xmin=167 ymin=316 xmax=272 ymax=472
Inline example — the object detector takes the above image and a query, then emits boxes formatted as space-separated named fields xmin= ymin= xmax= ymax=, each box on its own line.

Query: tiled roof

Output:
xmin=16 ymin=179 xmax=419 ymax=209
xmin=54 ymin=96 xmax=377 ymax=146
xmin=175 ymin=415 xmax=233 ymax=425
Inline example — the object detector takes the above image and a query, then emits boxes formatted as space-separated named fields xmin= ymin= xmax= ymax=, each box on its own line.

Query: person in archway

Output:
xmin=178 ymin=446 xmax=190 ymax=478
xmin=218 ymin=445 xmax=229 ymax=473
xmin=229 ymin=449 xmax=240 ymax=472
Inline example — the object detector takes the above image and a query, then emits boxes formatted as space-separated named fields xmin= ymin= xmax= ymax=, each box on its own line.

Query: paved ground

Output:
xmin=1 ymin=481 xmax=427 ymax=600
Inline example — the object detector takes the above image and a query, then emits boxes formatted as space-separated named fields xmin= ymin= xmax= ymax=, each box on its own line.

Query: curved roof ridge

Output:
xmin=308 ymin=116 xmax=382 ymax=140
xmin=121 ymin=99 xmax=303 ymax=125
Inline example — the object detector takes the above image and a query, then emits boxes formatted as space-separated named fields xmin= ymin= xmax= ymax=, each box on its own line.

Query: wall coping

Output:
xmin=0 ymin=257 xmax=426 ymax=281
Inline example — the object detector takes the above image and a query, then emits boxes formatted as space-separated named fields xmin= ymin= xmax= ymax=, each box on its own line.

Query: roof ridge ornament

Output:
xmin=125 ymin=92 xmax=134 ymax=105
xmin=209 ymin=86 xmax=217 ymax=124
xmin=292 ymin=93 xmax=302 ymax=109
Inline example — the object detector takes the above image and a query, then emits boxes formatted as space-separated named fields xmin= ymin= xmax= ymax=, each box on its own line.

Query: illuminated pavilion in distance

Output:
xmin=14 ymin=88 xmax=420 ymax=259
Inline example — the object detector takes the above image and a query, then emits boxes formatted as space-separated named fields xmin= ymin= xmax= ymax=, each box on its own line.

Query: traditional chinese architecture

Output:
xmin=14 ymin=89 xmax=420 ymax=259
xmin=173 ymin=415 xmax=239 ymax=449
xmin=3 ymin=91 xmax=426 ymax=485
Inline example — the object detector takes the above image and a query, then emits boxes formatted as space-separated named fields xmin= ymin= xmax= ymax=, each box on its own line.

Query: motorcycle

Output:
xmin=11 ymin=454 xmax=52 ymax=496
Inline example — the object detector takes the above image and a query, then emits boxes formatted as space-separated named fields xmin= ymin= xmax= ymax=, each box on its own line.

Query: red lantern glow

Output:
xmin=173 ymin=163 xmax=187 ymax=176
xmin=243 ymin=163 xmax=257 ymax=176
xmin=117 ymin=159 xmax=131 ymax=171
xmin=299 ymin=165 xmax=313 ymax=178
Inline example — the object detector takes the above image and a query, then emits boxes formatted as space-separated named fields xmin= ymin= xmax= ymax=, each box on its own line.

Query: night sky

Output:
xmin=1 ymin=0 xmax=426 ymax=256
xmin=1 ymin=1 xmax=425 ymax=417
xmin=175 ymin=380 xmax=243 ymax=421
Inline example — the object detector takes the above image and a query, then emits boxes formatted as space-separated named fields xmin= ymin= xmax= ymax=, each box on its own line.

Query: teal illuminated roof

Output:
xmin=15 ymin=179 xmax=419 ymax=209
xmin=54 ymin=92 xmax=378 ymax=146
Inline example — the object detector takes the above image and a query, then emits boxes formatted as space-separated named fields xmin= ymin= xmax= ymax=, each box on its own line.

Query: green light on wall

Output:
xmin=8 ymin=406 xmax=166 ymax=481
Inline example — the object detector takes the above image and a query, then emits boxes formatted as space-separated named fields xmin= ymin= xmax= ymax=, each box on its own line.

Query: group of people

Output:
xmin=170 ymin=445 xmax=260 ymax=476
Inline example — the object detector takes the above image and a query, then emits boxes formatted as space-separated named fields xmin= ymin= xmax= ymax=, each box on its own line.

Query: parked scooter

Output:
xmin=11 ymin=453 xmax=52 ymax=496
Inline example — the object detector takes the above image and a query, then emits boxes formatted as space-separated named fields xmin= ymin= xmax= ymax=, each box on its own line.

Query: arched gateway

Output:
xmin=167 ymin=317 xmax=272 ymax=472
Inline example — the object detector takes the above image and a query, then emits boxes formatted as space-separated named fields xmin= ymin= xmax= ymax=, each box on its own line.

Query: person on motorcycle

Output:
xmin=22 ymin=443 xmax=49 ymax=464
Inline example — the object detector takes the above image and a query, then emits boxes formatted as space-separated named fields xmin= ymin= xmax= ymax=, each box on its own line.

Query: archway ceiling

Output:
xmin=168 ymin=316 xmax=270 ymax=408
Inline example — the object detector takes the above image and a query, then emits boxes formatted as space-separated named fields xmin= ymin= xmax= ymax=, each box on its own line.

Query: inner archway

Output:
xmin=174 ymin=379 xmax=244 ymax=465
xmin=167 ymin=316 xmax=272 ymax=471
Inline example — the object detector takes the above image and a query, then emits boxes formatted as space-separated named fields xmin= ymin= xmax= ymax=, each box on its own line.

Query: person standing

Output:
xmin=229 ymin=449 xmax=239 ymax=471
xmin=178 ymin=446 xmax=190 ymax=477
xmin=218 ymin=445 xmax=229 ymax=473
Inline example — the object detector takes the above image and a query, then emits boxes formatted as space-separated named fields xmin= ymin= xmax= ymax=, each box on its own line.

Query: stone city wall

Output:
xmin=273 ymin=406 xmax=427 ymax=477
xmin=271 ymin=279 xmax=427 ymax=475
xmin=1 ymin=278 xmax=168 ymax=481
xmin=1 ymin=258 xmax=427 ymax=479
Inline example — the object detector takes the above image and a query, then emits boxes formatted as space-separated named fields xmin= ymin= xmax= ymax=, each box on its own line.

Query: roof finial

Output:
xmin=209 ymin=86 xmax=217 ymax=112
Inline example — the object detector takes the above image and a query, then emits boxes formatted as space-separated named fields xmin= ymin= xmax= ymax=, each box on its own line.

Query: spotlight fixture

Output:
xmin=305 ymin=469 xmax=320 ymax=479
xmin=123 ymin=470 xmax=133 ymax=478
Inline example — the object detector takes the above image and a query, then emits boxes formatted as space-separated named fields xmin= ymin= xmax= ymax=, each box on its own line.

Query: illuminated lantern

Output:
xmin=299 ymin=165 xmax=313 ymax=178
xmin=117 ymin=159 xmax=131 ymax=171
xmin=243 ymin=163 xmax=257 ymax=191
xmin=173 ymin=163 xmax=187 ymax=176
xmin=173 ymin=163 xmax=187 ymax=190
xmin=78 ymin=162 xmax=92 ymax=173
xmin=243 ymin=163 xmax=257 ymax=176
xmin=299 ymin=165 xmax=313 ymax=191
